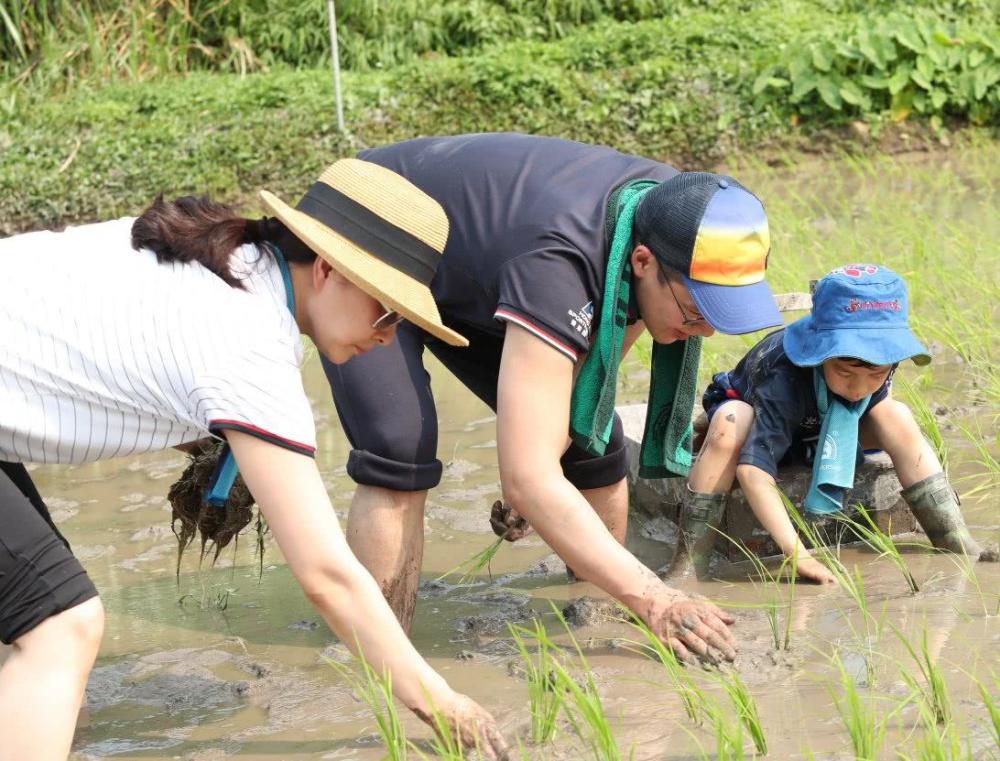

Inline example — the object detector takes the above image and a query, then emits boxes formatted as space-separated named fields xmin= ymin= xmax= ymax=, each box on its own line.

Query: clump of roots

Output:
xmin=167 ymin=440 xmax=266 ymax=579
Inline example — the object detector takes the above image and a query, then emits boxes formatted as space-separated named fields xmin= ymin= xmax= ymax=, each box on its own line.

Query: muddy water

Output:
xmin=13 ymin=150 xmax=1000 ymax=760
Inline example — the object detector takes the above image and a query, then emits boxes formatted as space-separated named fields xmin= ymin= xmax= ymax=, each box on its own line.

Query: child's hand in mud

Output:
xmin=795 ymin=556 xmax=837 ymax=585
xmin=649 ymin=592 xmax=737 ymax=666
xmin=489 ymin=500 xmax=533 ymax=542
xmin=421 ymin=693 xmax=510 ymax=760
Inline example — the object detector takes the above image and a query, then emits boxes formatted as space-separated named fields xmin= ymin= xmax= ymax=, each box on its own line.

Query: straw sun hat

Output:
xmin=260 ymin=158 xmax=467 ymax=347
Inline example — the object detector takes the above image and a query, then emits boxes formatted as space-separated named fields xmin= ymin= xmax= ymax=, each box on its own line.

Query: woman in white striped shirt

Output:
xmin=0 ymin=160 xmax=507 ymax=760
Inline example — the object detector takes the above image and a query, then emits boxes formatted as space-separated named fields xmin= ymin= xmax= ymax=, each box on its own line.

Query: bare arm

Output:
xmin=496 ymin=325 xmax=736 ymax=662
xmin=735 ymin=464 xmax=804 ymax=556
xmin=224 ymin=431 xmax=507 ymax=756
xmin=736 ymin=463 xmax=835 ymax=584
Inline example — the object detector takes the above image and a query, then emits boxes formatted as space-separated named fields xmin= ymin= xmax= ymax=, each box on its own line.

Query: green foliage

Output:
xmin=0 ymin=0 xmax=748 ymax=94
xmin=755 ymin=9 xmax=1000 ymax=128
xmin=4 ymin=3 xmax=1000 ymax=234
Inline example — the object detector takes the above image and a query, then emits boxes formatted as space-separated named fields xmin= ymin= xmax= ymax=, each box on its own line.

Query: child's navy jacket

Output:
xmin=702 ymin=329 xmax=894 ymax=477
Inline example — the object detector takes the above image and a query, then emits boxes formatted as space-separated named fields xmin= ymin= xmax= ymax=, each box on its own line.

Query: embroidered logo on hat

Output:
xmin=832 ymin=264 xmax=879 ymax=278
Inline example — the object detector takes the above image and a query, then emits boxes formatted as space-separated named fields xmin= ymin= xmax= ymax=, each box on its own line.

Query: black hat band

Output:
xmin=296 ymin=183 xmax=439 ymax=286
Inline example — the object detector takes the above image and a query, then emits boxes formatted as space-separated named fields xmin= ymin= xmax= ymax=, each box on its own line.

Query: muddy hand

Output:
xmin=426 ymin=693 xmax=510 ymax=760
xmin=650 ymin=593 xmax=736 ymax=666
xmin=489 ymin=500 xmax=533 ymax=542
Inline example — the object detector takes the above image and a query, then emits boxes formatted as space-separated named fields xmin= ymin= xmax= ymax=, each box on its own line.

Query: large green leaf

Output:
xmin=911 ymin=69 xmax=933 ymax=90
xmin=811 ymin=43 xmax=833 ymax=72
xmin=974 ymin=64 xmax=1000 ymax=100
xmin=817 ymin=77 xmax=843 ymax=110
xmin=839 ymin=80 xmax=868 ymax=107
xmin=894 ymin=18 xmax=926 ymax=54
xmin=859 ymin=73 xmax=891 ymax=90
xmin=791 ymin=73 xmax=819 ymax=100
xmin=858 ymin=28 xmax=886 ymax=69
xmin=888 ymin=64 xmax=912 ymax=94
xmin=916 ymin=55 xmax=935 ymax=82
xmin=752 ymin=71 xmax=789 ymax=94
xmin=967 ymin=48 xmax=987 ymax=69
xmin=930 ymin=89 xmax=947 ymax=110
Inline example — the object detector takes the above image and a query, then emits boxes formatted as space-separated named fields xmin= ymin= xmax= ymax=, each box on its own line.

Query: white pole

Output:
xmin=326 ymin=0 xmax=345 ymax=133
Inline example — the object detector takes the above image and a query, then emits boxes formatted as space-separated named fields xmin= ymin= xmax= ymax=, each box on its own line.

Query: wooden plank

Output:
xmin=774 ymin=292 xmax=812 ymax=312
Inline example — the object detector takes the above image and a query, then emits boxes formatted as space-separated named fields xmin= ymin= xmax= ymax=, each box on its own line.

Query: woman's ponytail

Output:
xmin=132 ymin=195 xmax=318 ymax=286
xmin=132 ymin=195 xmax=255 ymax=288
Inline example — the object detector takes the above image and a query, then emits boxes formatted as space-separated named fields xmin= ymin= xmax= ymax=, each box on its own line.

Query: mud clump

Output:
xmin=167 ymin=440 xmax=259 ymax=573
xmin=561 ymin=596 xmax=628 ymax=628
xmin=453 ymin=591 xmax=533 ymax=637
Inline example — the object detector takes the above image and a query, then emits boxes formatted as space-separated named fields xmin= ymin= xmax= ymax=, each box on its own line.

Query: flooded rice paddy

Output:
xmin=10 ymin=144 xmax=1000 ymax=759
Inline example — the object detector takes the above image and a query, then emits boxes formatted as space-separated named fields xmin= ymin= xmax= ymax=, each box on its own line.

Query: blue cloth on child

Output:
xmin=803 ymin=367 xmax=872 ymax=514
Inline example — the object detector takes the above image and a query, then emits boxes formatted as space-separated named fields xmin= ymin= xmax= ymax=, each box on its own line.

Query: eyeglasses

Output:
xmin=372 ymin=305 xmax=405 ymax=331
xmin=665 ymin=277 xmax=708 ymax=327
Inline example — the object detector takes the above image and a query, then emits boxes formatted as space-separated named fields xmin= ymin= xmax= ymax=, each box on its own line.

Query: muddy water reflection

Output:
xmin=17 ymin=151 xmax=999 ymax=759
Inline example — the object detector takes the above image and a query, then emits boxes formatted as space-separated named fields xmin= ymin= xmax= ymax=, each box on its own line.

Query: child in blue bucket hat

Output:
xmin=667 ymin=264 xmax=994 ymax=584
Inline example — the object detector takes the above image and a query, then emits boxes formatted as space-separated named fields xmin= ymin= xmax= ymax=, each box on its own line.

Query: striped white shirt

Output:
xmin=0 ymin=217 xmax=316 ymax=464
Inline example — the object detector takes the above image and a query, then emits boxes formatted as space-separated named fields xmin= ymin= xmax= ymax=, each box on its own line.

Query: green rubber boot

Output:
xmin=662 ymin=490 xmax=728 ymax=580
xmin=901 ymin=472 xmax=991 ymax=560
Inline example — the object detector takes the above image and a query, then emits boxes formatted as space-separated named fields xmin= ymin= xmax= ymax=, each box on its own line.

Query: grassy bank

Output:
xmin=2 ymin=1 xmax=999 ymax=233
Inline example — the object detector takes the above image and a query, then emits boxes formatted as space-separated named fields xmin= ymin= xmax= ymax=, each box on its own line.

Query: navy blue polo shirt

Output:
xmin=703 ymin=329 xmax=894 ymax=477
xmin=358 ymin=133 xmax=677 ymax=362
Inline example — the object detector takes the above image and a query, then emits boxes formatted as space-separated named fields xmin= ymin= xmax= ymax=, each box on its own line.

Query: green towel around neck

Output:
xmin=569 ymin=180 xmax=702 ymax=479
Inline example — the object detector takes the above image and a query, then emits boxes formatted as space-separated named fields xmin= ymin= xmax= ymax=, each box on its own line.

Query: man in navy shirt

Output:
xmin=323 ymin=133 xmax=782 ymax=663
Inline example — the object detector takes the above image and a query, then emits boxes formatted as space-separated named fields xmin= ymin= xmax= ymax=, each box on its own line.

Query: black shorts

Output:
xmin=323 ymin=322 xmax=628 ymax=492
xmin=0 ymin=462 xmax=98 ymax=644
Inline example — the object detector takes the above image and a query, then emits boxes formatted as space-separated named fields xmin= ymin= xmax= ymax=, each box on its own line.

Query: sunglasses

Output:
xmin=372 ymin=305 xmax=405 ymax=331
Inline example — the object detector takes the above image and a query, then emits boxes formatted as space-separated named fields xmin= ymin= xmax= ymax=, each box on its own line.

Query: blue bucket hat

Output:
xmin=783 ymin=264 xmax=931 ymax=367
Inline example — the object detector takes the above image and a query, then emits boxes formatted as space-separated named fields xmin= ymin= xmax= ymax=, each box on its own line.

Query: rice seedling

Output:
xmin=781 ymin=493 xmax=867 ymax=614
xmin=709 ymin=702 xmax=747 ymax=761
xmin=890 ymin=624 xmax=951 ymax=726
xmin=423 ymin=704 xmax=468 ymax=761
xmin=901 ymin=695 xmax=973 ymax=761
xmin=827 ymin=649 xmax=903 ymax=761
xmin=717 ymin=669 xmax=767 ymax=756
xmin=508 ymin=619 xmax=563 ymax=744
xmin=894 ymin=377 xmax=948 ymax=468
xmin=725 ymin=535 xmax=798 ymax=651
xmin=625 ymin=617 xmax=712 ymax=725
xmin=953 ymin=420 xmax=1000 ymax=497
xmin=835 ymin=503 xmax=919 ymax=594
xmin=976 ymin=674 xmax=1000 ymax=749
xmin=944 ymin=549 xmax=992 ymax=618
xmin=436 ymin=529 xmax=508 ymax=584
xmin=540 ymin=606 xmax=619 ymax=761
xmin=326 ymin=649 xmax=408 ymax=761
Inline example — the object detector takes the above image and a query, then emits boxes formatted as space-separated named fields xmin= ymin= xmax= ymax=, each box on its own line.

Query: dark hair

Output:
xmin=838 ymin=357 xmax=890 ymax=370
xmin=131 ymin=195 xmax=316 ymax=288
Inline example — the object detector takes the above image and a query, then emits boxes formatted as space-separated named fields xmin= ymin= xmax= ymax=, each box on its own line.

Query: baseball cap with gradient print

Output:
xmin=633 ymin=172 xmax=781 ymax=335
